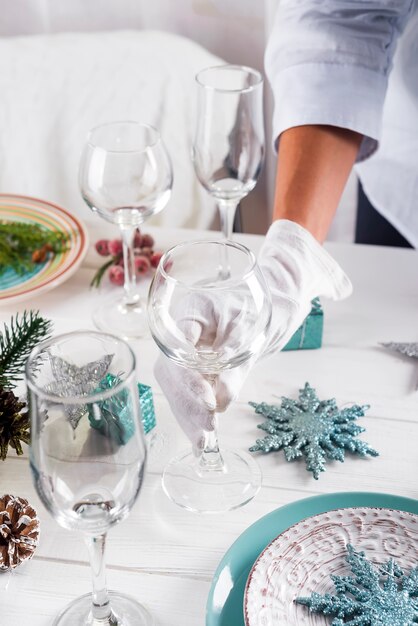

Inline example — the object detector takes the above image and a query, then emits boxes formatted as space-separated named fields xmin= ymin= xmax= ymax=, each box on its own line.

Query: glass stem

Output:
xmin=120 ymin=225 xmax=139 ymax=306
xmin=198 ymin=374 xmax=224 ymax=472
xmin=199 ymin=416 xmax=224 ymax=472
xmin=218 ymin=200 xmax=238 ymax=280
xmin=84 ymin=533 xmax=118 ymax=625
xmin=218 ymin=199 xmax=238 ymax=241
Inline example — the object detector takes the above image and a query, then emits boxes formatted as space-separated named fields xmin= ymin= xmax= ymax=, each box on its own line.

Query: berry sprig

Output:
xmin=91 ymin=229 xmax=163 ymax=288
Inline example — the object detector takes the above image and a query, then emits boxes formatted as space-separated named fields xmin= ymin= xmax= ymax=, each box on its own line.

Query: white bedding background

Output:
xmin=0 ymin=30 xmax=222 ymax=230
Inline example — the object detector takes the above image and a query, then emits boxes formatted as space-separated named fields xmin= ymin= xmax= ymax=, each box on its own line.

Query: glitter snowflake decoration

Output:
xmin=296 ymin=544 xmax=418 ymax=625
xmin=249 ymin=383 xmax=378 ymax=479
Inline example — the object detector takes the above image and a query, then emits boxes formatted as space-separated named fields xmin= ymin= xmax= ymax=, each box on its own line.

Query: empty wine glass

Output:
xmin=147 ymin=240 xmax=273 ymax=514
xmin=26 ymin=331 xmax=153 ymax=625
xmin=192 ymin=65 xmax=264 ymax=241
xmin=79 ymin=121 xmax=173 ymax=339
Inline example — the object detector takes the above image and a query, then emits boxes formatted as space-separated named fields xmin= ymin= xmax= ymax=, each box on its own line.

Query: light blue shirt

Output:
xmin=265 ymin=0 xmax=418 ymax=246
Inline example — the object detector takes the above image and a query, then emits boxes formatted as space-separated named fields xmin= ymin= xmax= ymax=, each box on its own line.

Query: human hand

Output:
xmin=154 ymin=290 xmax=275 ymax=449
xmin=155 ymin=220 xmax=352 ymax=448
xmin=258 ymin=219 xmax=352 ymax=354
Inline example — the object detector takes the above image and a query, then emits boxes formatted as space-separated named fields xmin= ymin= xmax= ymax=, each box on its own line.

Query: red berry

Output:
xmin=108 ymin=265 xmax=125 ymax=286
xmin=133 ymin=229 xmax=142 ymax=248
xmin=134 ymin=255 xmax=151 ymax=276
xmin=141 ymin=233 xmax=154 ymax=248
xmin=108 ymin=239 xmax=123 ymax=256
xmin=95 ymin=239 xmax=110 ymax=256
xmin=140 ymin=246 xmax=153 ymax=258
xmin=150 ymin=251 xmax=163 ymax=268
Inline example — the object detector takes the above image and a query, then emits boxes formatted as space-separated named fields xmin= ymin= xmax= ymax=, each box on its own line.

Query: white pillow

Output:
xmin=0 ymin=30 xmax=221 ymax=230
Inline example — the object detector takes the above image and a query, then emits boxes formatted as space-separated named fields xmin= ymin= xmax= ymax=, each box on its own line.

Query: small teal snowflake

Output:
xmin=249 ymin=383 xmax=378 ymax=479
xmin=296 ymin=544 xmax=418 ymax=625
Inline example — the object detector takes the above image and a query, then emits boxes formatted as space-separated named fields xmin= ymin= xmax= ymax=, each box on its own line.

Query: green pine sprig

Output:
xmin=0 ymin=311 xmax=53 ymax=389
xmin=0 ymin=221 xmax=69 ymax=276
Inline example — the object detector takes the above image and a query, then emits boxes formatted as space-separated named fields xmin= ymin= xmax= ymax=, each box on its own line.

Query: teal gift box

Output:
xmin=88 ymin=376 xmax=156 ymax=444
xmin=138 ymin=383 xmax=157 ymax=435
xmin=283 ymin=298 xmax=323 ymax=351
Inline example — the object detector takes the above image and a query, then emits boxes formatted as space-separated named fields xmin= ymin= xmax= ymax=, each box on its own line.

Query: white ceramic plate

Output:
xmin=244 ymin=506 xmax=418 ymax=625
xmin=0 ymin=194 xmax=89 ymax=305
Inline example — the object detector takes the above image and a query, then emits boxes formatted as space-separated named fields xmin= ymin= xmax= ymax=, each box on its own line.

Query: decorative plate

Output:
xmin=205 ymin=492 xmax=418 ymax=626
xmin=0 ymin=194 xmax=88 ymax=305
xmin=244 ymin=506 xmax=418 ymax=625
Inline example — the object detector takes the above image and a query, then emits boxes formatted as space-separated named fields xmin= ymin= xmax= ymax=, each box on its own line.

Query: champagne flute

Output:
xmin=79 ymin=121 xmax=173 ymax=339
xmin=148 ymin=240 xmax=273 ymax=514
xmin=26 ymin=331 xmax=153 ymax=625
xmin=192 ymin=65 xmax=264 ymax=242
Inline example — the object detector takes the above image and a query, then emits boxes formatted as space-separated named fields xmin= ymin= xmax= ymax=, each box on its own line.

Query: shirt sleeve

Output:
xmin=265 ymin=0 xmax=414 ymax=160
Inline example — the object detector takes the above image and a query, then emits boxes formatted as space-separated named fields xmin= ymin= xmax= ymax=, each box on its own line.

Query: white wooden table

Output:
xmin=1 ymin=226 xmax=417 ymax=626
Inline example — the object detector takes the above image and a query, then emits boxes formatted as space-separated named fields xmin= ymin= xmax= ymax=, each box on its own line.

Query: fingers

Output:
xmin=154 ymin=355 xmax=217 ymax=448
xmin=265 ymin=291 xmax=307 ymax=354
xmin=177 ymin=318 xmax=204 ymax=345
xmin=175 ymin=293 xmax=216 ymax=346
xmin=215 ymin=362 xmax=252 ymax=412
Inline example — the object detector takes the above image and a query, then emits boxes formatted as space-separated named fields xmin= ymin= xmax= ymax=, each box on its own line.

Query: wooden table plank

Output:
xmin=1 ymin=227 xmax=417 ymax=626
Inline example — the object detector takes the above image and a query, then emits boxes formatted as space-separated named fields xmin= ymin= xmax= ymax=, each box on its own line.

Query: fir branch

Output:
xmin=0 ymin=221 xmax=69 ymax=276
xmin=0 ymin=311 xmax=53 ymax=389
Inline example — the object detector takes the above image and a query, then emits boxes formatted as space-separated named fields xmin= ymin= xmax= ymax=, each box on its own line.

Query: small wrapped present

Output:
xmin=283 ymin=298 xmax=323 ymax=351
xmin=88 ymin=375 xmax=156 ymax=444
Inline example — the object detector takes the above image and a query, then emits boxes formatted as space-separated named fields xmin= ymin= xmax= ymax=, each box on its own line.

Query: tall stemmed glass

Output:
xmin=192 ymin=65 xmax=264 ymax=242
xmin=26 ymin=331 xmax=153 ymax=626
xmin=148 ymin=240 xmax=272 ymax=514
xmin=79 ymin=121 xmax=173 ymax=339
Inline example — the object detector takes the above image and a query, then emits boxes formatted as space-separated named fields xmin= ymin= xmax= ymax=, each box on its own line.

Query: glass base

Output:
xmin=162 ymin=448 xmax=262 ymax=514
xmin=52 ymin=591 xmax=155 ymax=626
xmin=93 ymin=292 xmax=149 ymax=339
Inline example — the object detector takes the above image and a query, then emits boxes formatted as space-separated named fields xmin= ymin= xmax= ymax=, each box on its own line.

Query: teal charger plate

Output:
xmin=206 ymin=491 xmax=418 ymax=626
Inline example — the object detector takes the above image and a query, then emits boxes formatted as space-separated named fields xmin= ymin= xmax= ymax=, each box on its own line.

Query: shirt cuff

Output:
xmin=270 ymin=62 xmax=388 ymax=162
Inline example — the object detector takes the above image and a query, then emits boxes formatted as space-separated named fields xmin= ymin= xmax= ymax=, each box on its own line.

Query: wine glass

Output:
xmin=147 ymin=240 xmax=273 ymax=514
xmin=192 ymin=65 xmax=264 ymax=241
xmin=79 ymin=121 xmax=173 ymax=339
xmin=26 ymin=331 xmax=153 ymax=625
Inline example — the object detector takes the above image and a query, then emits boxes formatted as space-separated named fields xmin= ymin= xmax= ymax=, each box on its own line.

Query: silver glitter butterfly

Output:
xmin=46 ymin=354 xmax=114 ymax=429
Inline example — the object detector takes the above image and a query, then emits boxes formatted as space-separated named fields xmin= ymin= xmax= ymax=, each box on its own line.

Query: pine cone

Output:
xmin=0 ymin=494 xmax=40 ymax=570
xmin=0 ymin=387 xmax=30 ymax=461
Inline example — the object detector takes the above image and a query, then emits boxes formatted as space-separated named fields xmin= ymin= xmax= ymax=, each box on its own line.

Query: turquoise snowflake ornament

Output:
xmin=249 ymin=383 xmax=378 ymax=479
xmin=296 ymin=544 xmax=418 ymax=625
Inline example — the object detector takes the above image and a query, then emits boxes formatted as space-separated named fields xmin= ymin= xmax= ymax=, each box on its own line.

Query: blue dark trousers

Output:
xmin=355 ymin=183 xmax=413 ymax=248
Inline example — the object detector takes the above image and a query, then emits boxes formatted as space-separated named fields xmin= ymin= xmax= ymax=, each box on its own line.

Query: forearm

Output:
xmin=273 ymin=125 xmax=363 ymax=242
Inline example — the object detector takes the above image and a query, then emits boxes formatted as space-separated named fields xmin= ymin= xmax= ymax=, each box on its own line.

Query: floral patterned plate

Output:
xmin=244 ymin=506 xmax=418 ymax=625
